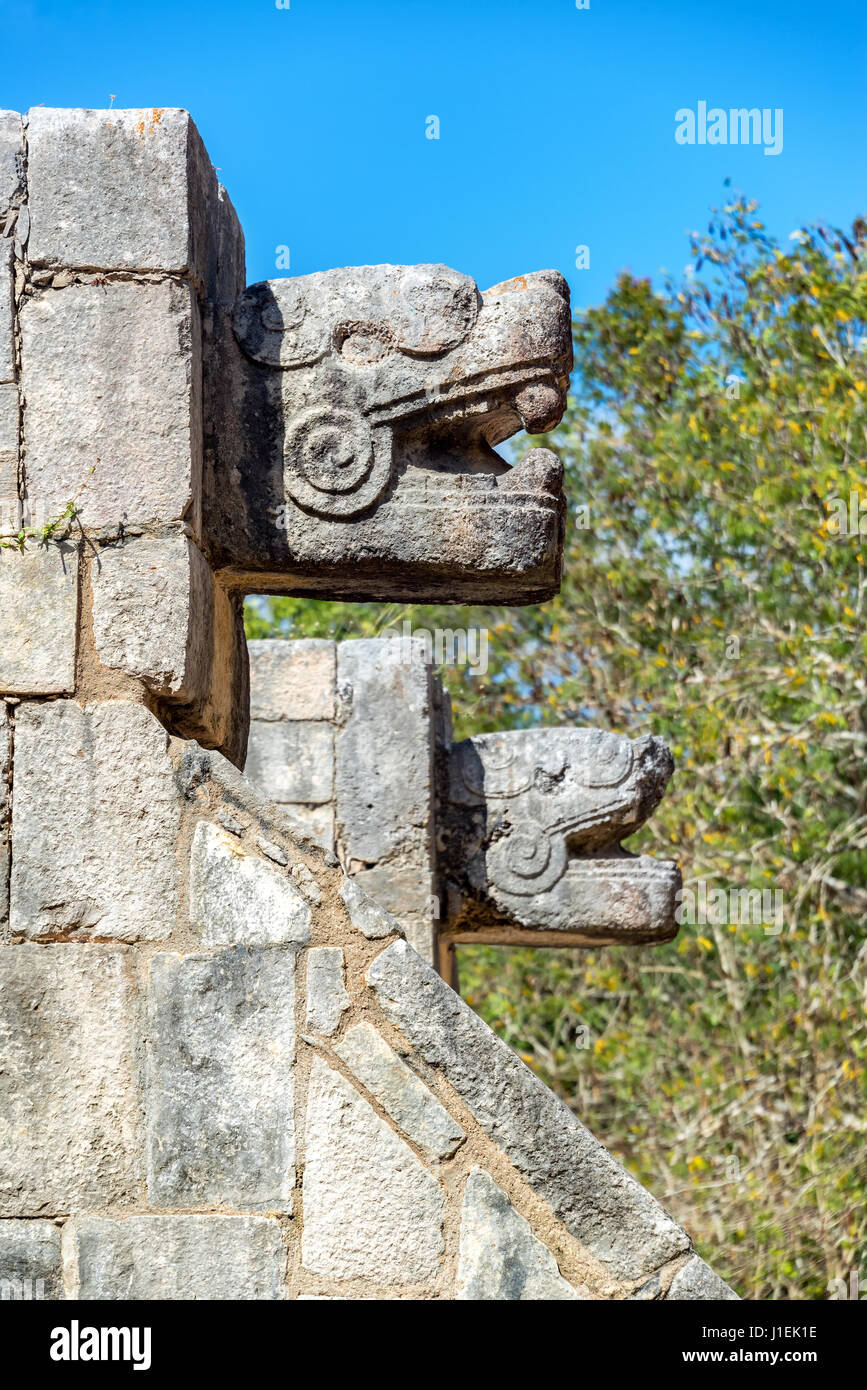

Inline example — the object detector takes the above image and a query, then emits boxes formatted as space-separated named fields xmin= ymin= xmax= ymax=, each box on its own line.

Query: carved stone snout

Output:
xmin=442 ymin=727 xmax=681 ymax=947
xmin=210 ymin=265 xmax=573 ymax=604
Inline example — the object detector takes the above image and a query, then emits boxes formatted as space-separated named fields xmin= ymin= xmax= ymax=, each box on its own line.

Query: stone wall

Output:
xmin=245 ymin=638 xmax=441 ymax=964
xmin=0 ymin=106 xmax=738 ymax=1299
xmin=0 ymin=709 xmax=735 ymax=1299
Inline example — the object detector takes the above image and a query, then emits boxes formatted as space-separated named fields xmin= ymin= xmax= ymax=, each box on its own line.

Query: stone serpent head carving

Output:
xmin=210 ymin=265 xmax=572 ymax=604
xmin=443 ymin=727 xmax=681 ymax=947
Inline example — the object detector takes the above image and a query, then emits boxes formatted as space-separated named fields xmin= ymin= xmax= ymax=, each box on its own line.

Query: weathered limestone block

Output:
xmin=244 ymin=719 xmax=334 ymax=805
xmin=20 ymin=280 xmax=202 ymax=533
xmin=72 ymin=1215 xmax=285 ymax=1300
xmin=336 ymin=639 xmax=433 ymax=865
xmin=0 ymin=1221 xmax=62 ymax=1300
xmin=339 ymin=875 xmax=402 ymax=940
xmin=457 ymin=1169 xmax=582 ymax=1301
xmin=305 ymin=947 xmax=350 ymax=1036
xmin=92 ymin=534 xmax=247 ymax=760
xmin=10 ymin=702 xmax=179 ymax=939
xmin=368 ymin=940 xmax=690 ymax=1283
xmin=354 ymin=864 xmax=437 ymax=964
xmin=249 ymin=638 xmax=335 ymax=721
xmin=444 ymin=726 xmax=680 ymax=947
xmin=91 ymin=535 xmax=211 ymax=697
xmin=666 ymin=1254 xmax=740 ymax=1300
xmin=0 ymin=706 xmax=9 ymax=922
xmin=302 ymin=1057 xmax=444 ymax=1283
xmin=145 ymin=948 xmax=296 ymax=1211
xmin=335 ymin=1021 xmax=465 ymax=1162
xmin=26 ymin=108 xmax=244 ymax=300
xmin=0 ymin=945 xmax=142 ymax=1213
xmin=189 ymin=820 xmax=311 ymax=946
xmin=0 ymin=111 xmax=23 ymax=219
xmin=0 ymin=543 xmax=78 ymax=694
xmin=280 ymin=803 xmax=334 ymax=852
xmin=0 ymin=239 xmax=14 ymax=385
xmin=0 ymin=381 xmax=18 ymax=522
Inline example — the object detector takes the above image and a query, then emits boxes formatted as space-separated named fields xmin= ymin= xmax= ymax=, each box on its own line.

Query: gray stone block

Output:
xmin=368 ymin=940 xmax=691 ymax=1283
xmin=666 ymin=1254 xmax=740 ymax=1300
xmin=444 ymin=726 xmax=679 ymax=946
xmin=335 ymin=1022 xmax=464 ymax=1162
xmin=335 ymin=640 xmax=433 ymax=865
xmin=302 ymin=1057 xmax=444 ymax=1284
xmin=0 ymin=944 xmax=142 ymax=1213
xmin=244 ymin=719 xmax=334 ymax=805
xmin=0 ymin=543 xmax=78 ymax=695
xmin=339 ymin=875 xmax=403 ymax=940
xmin=20 ymin=280 xmax=202 ymax=532
xmin=26 ymin=108 xmax=244 ymax=299
xmin=0 ymin=112 xmax=23 ymax=218
xmin=0 ymin=1220 xmax=62 ymax=1300
xmin=91 ymin=535 xmax=213 ymax=698
xmin=278 ymin=803 xmax=334 ymax=852
xmin=248 ymin=638 xmax=336 ymax=721
xmin=0 ymin=706 xmax=8 ymax=924
xmin=355 ymin=864 xmax=437 ymax=965
xmin=10 ymin=702 xmax=179 ymax=940
xmin=305 ymin=947 xmax=349 ymax=1036
xmin=456 ymin=1169 xmax=582 ymax=1300
xmin=73 ymin=1215 xmax=285 ymax=1300
xmin=145 ymin=948 xmax=296 ymax=1211
xmin=189 ymin=820 xmax=311 ymax=946
xmin=0 ymin=239 xmax=14 ymax=385
xmin=0 ymin=380 xmax=17 ymax=461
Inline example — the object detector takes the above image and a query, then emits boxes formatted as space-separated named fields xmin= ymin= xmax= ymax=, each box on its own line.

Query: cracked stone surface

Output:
xmin=189 ymin=820 xmax=311 ymax=946
xmin=10 ymin=702 xmax=178 ymax=941
xmin=456 ymin=1169 xmax=583 ymax=1300
xmin=301 ymin=1057 xmax=444 ymax=1284
xmin=145 ymin=947 xmax=296 ymax=1211
xmin=335 ymin=1022 xmax=465 ymax=1162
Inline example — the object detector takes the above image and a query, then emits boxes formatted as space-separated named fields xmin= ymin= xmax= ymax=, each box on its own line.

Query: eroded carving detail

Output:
xmin=212 ymin=265 xmax=573 ymax=601
xmin=442 ymin=727 xmax=680 ymax=946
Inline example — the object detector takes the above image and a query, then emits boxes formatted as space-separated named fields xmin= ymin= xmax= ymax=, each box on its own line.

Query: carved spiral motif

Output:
xmin=487 ymin=821 xmax=568 ymax=898
xmin=283 ymin=408 xmax=392 ymax=518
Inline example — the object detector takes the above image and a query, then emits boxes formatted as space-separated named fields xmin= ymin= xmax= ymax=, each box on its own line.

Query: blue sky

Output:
xmin=0 ymin=0 xmax=863 ymax=309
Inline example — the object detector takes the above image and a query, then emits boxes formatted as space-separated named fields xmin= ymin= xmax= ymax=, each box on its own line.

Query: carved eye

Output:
xmin=393 ymin=266 xmax=479 ymax=355
xmin=581 ymin=730 xmax=634 ymax=787
xmin=232 ymin=280 xmax=329 ymax=368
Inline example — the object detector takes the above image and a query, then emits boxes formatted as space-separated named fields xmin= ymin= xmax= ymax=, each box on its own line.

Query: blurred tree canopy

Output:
xmin=245 ymin=194 xmax=867 ymax=1299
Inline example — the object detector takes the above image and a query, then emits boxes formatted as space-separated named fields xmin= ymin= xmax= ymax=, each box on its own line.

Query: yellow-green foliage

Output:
xmin=246 ymin=195 xmax=867 ymax=1299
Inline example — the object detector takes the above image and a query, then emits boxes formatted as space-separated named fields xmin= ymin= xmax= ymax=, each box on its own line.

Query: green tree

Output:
xmin=246 ymin=194 xmax=867 ymax=1298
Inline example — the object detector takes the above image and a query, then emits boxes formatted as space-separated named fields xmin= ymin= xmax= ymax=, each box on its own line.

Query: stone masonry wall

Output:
xmin=245 ymin=638 xmax=442 ymax=965
xmin=0 ymin=107 xmax=738 ymax=1299
xmin=0 ymin=710 xmax=735 ymax=1299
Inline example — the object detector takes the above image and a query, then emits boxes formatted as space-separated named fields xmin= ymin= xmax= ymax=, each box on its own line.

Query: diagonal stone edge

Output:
xmin=366 ymin=938 xmax=717 ymax=1286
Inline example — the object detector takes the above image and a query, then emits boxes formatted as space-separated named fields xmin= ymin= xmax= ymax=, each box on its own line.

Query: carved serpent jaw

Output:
xmin=211 ymin=265 xmax=572 ymax=603
xmin=443 ymin=727 xmax=681 ymax=947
